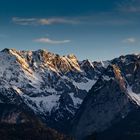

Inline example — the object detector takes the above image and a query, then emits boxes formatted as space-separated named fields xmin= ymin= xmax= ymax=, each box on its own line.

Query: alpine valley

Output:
xmin=1 ymin=48 xmax=140 ymax=140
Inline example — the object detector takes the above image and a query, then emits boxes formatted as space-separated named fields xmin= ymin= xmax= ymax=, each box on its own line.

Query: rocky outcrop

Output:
xmin=71 ymin=63 xmax=140 ymax=140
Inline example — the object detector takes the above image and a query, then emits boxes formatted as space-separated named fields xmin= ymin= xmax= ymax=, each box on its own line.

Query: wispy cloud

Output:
xmin=122 ymin=37 xmax=136 ymax=43
xmin=12 ymin=9 xmax=139 ymax=27
xmin=34 ymin=37 xmax=71 ymax=44
xmin=12 ymin=15 xmax=133 ymax=26
xmin=12 ymin=17 xmax=37 ymax=25
xmin=12 ymin=17 xmax=79 ymax=26
xmin=38 ymin=18 xmax=78 ymax=25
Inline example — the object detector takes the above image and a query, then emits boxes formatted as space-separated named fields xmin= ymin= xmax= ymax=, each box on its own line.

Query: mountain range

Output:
xmin=1 ymin=48 xmax=140 ymax=140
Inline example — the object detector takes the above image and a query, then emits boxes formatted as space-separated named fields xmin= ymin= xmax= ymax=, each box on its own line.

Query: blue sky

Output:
xmin=0 ymin=0 xmax=140 ymax=61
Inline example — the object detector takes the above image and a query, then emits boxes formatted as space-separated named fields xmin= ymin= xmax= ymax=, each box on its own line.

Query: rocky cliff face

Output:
xmin=71 ymin=54 xmax=140 ymax=140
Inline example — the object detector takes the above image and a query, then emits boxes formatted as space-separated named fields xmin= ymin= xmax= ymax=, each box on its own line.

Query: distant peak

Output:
xmin=81 ymin=59 xmax=94 ymax=68
xmin=1 ymin=48 xmax=20 ymax=54
xmin=36 ymin=49 xmax=48 ymax=53
xmin=1 ymin=48 xmax=9 ymax=52
xmin=1 ymin=48 xmax=13 ymax=53
xmin=67 ymin=54 xmax=78 ymax=61
xmin=82 ymin=59 xmax=92 ymax=64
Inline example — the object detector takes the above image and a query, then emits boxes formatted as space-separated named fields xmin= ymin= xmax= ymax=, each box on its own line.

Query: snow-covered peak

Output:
xmin=0 ymin=48 xmax=102 ymax=130
xmin=67 ymin=54 xmax=77 ymax=60
xmin=100 ymin=60 xmax=110 ymax=68
xmin=80 ymin=59 xmax=94 ymax=68
xmin=1 ymin=48 xmax=82 ymax=74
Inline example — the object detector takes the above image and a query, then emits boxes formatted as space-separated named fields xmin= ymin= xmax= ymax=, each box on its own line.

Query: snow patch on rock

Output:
xmin=127 ymin=86 xmax=140 ymax=106
xmin=73 ymin=79 xmax=96 ymax=92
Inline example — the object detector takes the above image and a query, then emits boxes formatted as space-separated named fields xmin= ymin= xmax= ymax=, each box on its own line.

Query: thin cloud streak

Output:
xmin=122 ymin=37 xmax=136 ymax=43
xmin=12 ymin=14 xmax=137 ymax=27
xmin=12 ymin=17 xmax=79 ymax=25
xmin=38 ymin=18 xmax=78 ymax=25
xmin=12 ymin=17 xmax=37 ymax=25
xmin=34 ymin=38 xmax=71 ymax=44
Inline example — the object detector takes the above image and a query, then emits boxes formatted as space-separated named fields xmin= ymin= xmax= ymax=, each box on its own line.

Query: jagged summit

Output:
xmin=1 ymin=48 xmax=10 ymax=52
xmin=71 ymin=53 xmax=140 ymax=140
xmin=67 ymin=54 xmax=77 ymax=61
xmin=1 ymin=48 xmax=81 ymax=73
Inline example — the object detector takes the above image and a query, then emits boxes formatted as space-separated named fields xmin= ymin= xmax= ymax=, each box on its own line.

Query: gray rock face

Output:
xmin=72 ymin=63 xmax=140 ymax=140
